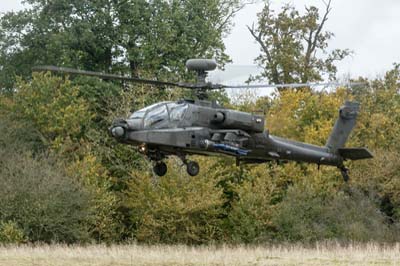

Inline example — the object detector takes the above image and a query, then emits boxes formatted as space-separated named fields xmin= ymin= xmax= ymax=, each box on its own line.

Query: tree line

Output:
xmin=0 ymin=0 xmax=399 ymax=244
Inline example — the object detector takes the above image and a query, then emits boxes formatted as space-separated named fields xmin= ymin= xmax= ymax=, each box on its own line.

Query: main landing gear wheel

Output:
xmin=153 ymin=162 xmax=167 ymax=177
xmin=186 ymin=161 xmax=200 ymax=176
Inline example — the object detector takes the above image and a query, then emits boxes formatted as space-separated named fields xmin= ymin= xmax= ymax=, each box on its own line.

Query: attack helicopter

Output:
xmin=33 ymin=59 xmax=373 ymax=181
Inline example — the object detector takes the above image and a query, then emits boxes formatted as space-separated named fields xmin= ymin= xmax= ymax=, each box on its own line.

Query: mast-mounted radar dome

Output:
xmin=186 ymin=59 xmax=217 ymax=72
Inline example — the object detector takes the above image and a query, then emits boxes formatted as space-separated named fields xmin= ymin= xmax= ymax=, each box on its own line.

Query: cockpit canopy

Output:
xmin=129 ymin=102 xmax=188 ymax=129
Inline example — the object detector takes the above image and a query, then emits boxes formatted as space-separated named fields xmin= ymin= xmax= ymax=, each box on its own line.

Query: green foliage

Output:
xmin=249 ymin=1 xmax=350 ymax=84
xmin=0 ymin=221 xmax=26 ymax=244
xmin=272 ymin=182 xmax=397 ymax=242
xmin=71 ymin=76 xmax=122 ymax=128
xmin=351 ymin=150 xmax=400 ymax=220
xmin=2 ymin=75 xmax=124 ymax=243
xmin=66 ymin=154 xmax=123 ymax=242
xmin=2 ymin=64 xmax=400 ymax=245
xmin=124 ymin=158 xmax=225 ymax=244
xmin=352 ymin=65 xmax=400 ymax=149
xmin=11 ymin=73 xmax=92 ymax=150
xmin=266 ymin=88 xmax=350 ymax=145
xmin=0 ymin=0 xmax=244 ymax=90
xmin=0 ymin=108 xmax=46 ymax=154
xmin=1 ymin=0 xmax=400 ymax=246
xmin=226 ymin=174 xmax=276 ymax=243
xmin=0 ymin=146 xmax=92 ymax=243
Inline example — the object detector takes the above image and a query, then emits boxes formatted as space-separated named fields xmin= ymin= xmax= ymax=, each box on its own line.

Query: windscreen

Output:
xmin=143 ymin=104 xmax=169 ymax=129
xmin=129 ymin=103 xmax=160 ymax=120
xmin=129 ymin=102 xmax=187 ymax=129
xmin=167 ymin=103 xmax=188 ymax=121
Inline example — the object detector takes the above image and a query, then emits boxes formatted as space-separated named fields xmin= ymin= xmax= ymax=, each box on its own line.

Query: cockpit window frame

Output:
xmin=128 ymin=101 xmax=189 ymax=130
xmin=166 ymin=102 xmax=189 ymax=122
xmin=129 ymin=103 xmax=159 ymax=119
xmin=143 ymin=103 xmax=170 ymax=129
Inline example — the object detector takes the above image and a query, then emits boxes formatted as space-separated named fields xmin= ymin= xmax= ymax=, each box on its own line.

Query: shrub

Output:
xmin=124 ymin=158 xmax=225 ymax=244
xmin=350 ymin=150 xmax=400 ymax=220
xmin=0 ymin=221 xmax=26 ymax=244
xmin=11 ymin=73 xmax=92 ymax=146
xmin=272 ymin=181 xmax=397 ymax=242
xmin=66 ymin=154 xmax=123 ymax=242
xmin=226 ymin=174 xmax=276 ymax=243
xmin=0 ymin=147 xmax=92 ymax=243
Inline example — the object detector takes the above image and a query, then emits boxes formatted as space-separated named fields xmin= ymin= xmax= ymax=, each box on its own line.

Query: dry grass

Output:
xmin=0 ymin=243 xmax=399 ymax=266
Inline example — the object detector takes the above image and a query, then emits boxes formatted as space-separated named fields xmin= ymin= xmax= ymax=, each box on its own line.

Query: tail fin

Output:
xmin=326 ymin=101 xmax=360 ymax=152
xmin=327 ymin=101 xmax=373 ymax=182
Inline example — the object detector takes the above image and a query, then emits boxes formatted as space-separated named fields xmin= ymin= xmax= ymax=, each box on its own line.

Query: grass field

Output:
xmin=0 ymin=243 xmax=399 ymax=266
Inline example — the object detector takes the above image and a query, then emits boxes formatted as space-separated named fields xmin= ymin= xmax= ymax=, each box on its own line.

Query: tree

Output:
xmin=2 ymin=74 xmax=124 ymax=242
xmin=10 ymin=73 xmax=92 ymax=148
xmin=125 ymin=157 xmax=225 ymax=244
xmin=351 ymin=64 xmax=400 ymax=150
xmin=0 ymin=0 xmax=249 ymax=91
xmin=248 ymin=0 xmax=350 ymax=85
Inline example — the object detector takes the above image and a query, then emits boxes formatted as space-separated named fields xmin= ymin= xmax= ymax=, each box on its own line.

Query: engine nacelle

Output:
xmin=219 ymin=110 xmax=265 ymax=133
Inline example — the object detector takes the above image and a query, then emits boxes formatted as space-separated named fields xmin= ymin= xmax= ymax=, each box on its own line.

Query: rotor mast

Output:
xmin=185 ymin=59 xmax=217 ymax=99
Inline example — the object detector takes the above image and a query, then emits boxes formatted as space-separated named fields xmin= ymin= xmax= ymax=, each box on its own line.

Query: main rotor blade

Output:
xmin=223 ymin=82 xmax=366 ymax=89
xmin=32 ymin=65 xmax=188 ymax=88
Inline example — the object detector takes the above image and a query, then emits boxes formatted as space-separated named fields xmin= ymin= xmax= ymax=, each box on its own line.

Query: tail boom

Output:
xmin=267 ymin=101 xmax=372 ymax=181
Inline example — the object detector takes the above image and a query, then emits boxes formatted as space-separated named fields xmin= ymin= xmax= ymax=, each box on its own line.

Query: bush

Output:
xmin=11 ymin=73 xmax=92 ymax=146
xmin=124 ymin=158 xmax=225 ymax=244
xmin=350 ymin=150 xmax=400 ymax=220
xmin=0 ymin=147 xmax=92 ymax=243
xmin=66 ymin=154 xmax=123 ymax=242
xmin=226 ymin=174 xmax=276 ymax=243
xmin=272 ymin=181 xmax=397 ymax=242
xmin=0 ymin=221 xmax=26 ymax=244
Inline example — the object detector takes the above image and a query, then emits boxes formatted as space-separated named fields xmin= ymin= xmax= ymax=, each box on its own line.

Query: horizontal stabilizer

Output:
xmin=338 ymin=148 xmax=373 ymax=160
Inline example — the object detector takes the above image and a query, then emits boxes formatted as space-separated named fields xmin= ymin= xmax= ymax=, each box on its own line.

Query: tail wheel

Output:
xmin=186 ymin=161 xmax=200 ymax=176
xmin=153 ymin=162 xmax=167 ymax=177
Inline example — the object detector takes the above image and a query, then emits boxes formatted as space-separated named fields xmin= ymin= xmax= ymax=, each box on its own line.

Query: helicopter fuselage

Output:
xmin=109 ymin=99 xmax=365 ymax=178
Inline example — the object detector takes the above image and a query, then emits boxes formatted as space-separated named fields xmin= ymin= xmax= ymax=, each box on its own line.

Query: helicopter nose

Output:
xmin=109 ymin=118 xmax=129 ymax=139
xmin=111 ymin=126 xmax=125 ymax=138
